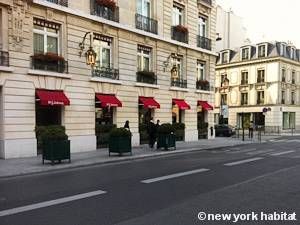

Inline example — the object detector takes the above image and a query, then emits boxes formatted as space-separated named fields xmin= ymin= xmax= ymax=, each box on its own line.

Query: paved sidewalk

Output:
xmin=0 ymin=137 xmax=277 ymax=178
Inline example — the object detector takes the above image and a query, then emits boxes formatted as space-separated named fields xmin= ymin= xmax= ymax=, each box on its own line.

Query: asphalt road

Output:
xmin=1 ymin=136 xmax=300 ymax=225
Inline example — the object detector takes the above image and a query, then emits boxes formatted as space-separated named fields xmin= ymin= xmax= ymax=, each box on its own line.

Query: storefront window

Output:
xmin=95 ymin=107 xmax=113 ymax=125
xmin=172 ymin=105 xmax=182 ymax=123
xmin=283 ymin=112 xmax=295 ymax=129
xmin=36 ymin=105 xmax=61 ymax=126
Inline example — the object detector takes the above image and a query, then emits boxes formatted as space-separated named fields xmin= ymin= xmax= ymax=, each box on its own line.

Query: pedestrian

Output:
xmin=249 ymin=120 xmax=254 ymax=139
xmin=124 ymin=120 xmax=130 ymax=131
xmin=155 ymin=120 xmax=160 ymax=138
xmin=147 ymin=117 xmax=156 ymax=149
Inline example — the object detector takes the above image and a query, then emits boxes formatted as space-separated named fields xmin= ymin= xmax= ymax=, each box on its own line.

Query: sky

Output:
xmin=217 ymin=0 xmax=300 ymax=47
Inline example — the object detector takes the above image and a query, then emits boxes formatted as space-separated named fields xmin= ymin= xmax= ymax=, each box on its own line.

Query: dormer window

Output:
xmin=241 ymin=47 xmax=250 ymax=60
xmin=290 ymin=47 xmax=295 ymax=59
xmin=221 ymin=51 xmax=229 ymax=64
xmin=280 ymin=43 xmax=286 ymax=56
xmin=258 ymin=44 xmax=266 ymax=58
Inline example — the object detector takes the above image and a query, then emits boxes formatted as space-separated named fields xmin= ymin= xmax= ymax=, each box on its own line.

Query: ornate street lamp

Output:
xmin=79 ymin=32 xmax=97 ymax=67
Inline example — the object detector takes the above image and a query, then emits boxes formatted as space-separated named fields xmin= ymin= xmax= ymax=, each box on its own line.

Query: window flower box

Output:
xmin=174 ymin=25 xmax=188 ymax=34
xmin=196 ymin=79 xmax=210 ymax=90
xmin=96 ymin=0 xmax=116 ymax=9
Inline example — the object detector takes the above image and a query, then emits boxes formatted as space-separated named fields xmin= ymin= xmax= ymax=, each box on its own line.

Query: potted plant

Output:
xmin=108 ymin=127 xmax=132 ymax=156
xmin=172 ymin=122 xmax=185 ymax=141
xmin=157 ymin=123 xmax=176 ymax=150
xmin=32 ymin=52 xmax=65 ymax=62
xmin=174 ymin=25 xmax=189 ymax=34
xmin=96 ymin=124 xmax=116 ymax=148
xmin=136 ymin=71 xmax=156 ymax=84
xmin=196 ymin=80 xmax=209 ymax=90
xmin=96 ymin=0 xmax=116 ymax=9
xmin=36 ymin=125 xmax=70 ymax=165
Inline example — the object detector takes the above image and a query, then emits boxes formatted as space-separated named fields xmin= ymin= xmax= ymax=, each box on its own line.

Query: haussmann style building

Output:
xmin=215 ymin=41 xmax=300 ymax=132
xmin=0 ymin=0 xmax=217 ymax=158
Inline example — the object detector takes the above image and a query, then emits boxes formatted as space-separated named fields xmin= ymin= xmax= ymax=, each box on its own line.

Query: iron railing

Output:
xmin=196 ymin=81 xmax=210 ymax=91
xmin=31 ymin=57 xmax=68 ymax=73
xmin=171 ymin=79 xmax=187 ymax=88
xmin=46 ymin=0 xmax=68 ymax=7
xmin=198 ymin=0 xmax=212 ymax=6
xmin=136 ymin=71 xmax=157 ymax=85
xmin=197 ymin=36 xmax=212 ymax=50
xmin=91 ymin=0 xmax=119 ymax=22
xmin=241 ymin=80 xmax=248 ymax=85
xmin=92 ymin=65 xmax=119 ymax=80
xmin=171 ymin=26 xmax=188 ymax=44
xmin=135 ymin=14 xmax=158 ymax=34
xmin=0 ymin=51 xmax=9 ymax=67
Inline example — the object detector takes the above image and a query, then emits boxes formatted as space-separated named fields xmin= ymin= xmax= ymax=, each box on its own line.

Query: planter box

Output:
xmin=174 ymin=129 xmax=185 ymax=141
xmin=109 ymin=136 xmax=132 ymax=156
xmin=157 ymin=134 xmax=176 ymax=150
xmin=42 ymin=140 xmax=71 ymax=164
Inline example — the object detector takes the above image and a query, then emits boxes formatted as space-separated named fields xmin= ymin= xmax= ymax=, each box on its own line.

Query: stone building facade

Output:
xmin=215 ymin=41 xmax=300 ymax=131
xmin=0 ymin=0 xmax=216 ymax=158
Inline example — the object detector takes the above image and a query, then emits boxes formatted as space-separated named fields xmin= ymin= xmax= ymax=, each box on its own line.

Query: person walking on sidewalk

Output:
xmin=147 ymin=118 xmax=156 ymax=149
xmin=249 ymin=121 xmax=254 ymax=139
xmin=124 ymin=120 xmax=130 ymax=131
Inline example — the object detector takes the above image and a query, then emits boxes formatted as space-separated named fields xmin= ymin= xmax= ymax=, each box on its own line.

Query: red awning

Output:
xmin=139 ymin=97 xmax=160 ymax=109
xmin=198 ymin=101 xmax=214 ymax=110
xmin=36 ymin=89 xmax=70 ymax=106
xmin=96 ymin=94 xmax=122 ymax=108
xmin=172 ymin=99 xmax=190 ymax=110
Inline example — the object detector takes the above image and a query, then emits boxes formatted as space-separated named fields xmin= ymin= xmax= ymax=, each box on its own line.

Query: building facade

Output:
xmin=215 ymin=41 xmax=300 ymax=132
xmin=0 ymin=0 xmax=216 ymax=159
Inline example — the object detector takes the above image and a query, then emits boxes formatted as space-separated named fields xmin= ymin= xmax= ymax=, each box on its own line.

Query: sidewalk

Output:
xmin=0 ymin=136 xmax=277 ymax=178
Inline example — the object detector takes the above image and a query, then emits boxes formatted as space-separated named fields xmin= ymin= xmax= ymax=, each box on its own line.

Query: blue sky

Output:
xmin=217 ymin=0 xmax=300 ymax=47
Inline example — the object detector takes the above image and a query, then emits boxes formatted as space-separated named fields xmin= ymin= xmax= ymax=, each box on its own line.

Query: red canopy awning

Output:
xmin=172 ymin=99 xmax=190 ymax=110
xmin=198 ymin=101 xmax=214 ymax=111
xmin=139 ymin=96 xmax=160 ymax=109
xmin=36 ymin=89 xmax=70 ymax=106
xmin=96 ymin=94 xmax=122 ymax=108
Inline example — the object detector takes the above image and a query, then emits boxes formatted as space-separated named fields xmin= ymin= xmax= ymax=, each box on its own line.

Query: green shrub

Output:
xmin=96 ymin=124 xmax=116 ymax=134
xmin=36 ymin=125 xmax=68 ymax=142
xmin=172 ymin=122 xmax=185 ymax=130
xmin=198 ymin=122 xmax=208 ymax=129
xmin=157 ymin=123 xmax=175 ymax=134
xmin=109 ymin=128 xmax=131 ymax=138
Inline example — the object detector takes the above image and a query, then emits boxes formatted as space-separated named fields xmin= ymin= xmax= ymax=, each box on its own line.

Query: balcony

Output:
xmin=136 ymin=71 xmax=157 ymax=85
xmin=241 ymin=101 xmax=248 ymax=106
xmin=92 ymin=65 xmax=119 ymax=80
xmin=257 ymin=99 xmax=264 ymax=105
xmin=282 ymin=77 xmax=286 ymax=82
xmin=197 ymin=36 xmax=212 ymax=50
xmin=91 ymin=0 xmax=119 ymax=22
xmin=291 ymin=100 xmax=295 ymax=105
xmin=292 ymin=79 xmax=295 ymax=84
xmin=171 ymin=26 xmax=188 ymax=44
xmin=281 ymin=99 xmax=285 ymax=104
xmin=0 ymin=51 xmax=9 ymax=67
xmin=46 ymin=0 xmax=68 ymax=7
xmin=31 ymin=54 xmax=68 ymax=73
xmin=135 ymin=14 xmax=158 ymax=34
xmin=171 ymin=78 xmax=187 ymax=88
xmin=198 ymin=0 xmax=212 ymax=6
xmin=196 ymin=80 xmax=210 ymax=91
xmin=256 ymin=79 xmax=265 ymax=84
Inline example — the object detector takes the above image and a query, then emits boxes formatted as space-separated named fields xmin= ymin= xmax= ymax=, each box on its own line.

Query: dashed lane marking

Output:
xmin=224 ymin=157 xmax=264 ymax=166
xmin=270 ymin=150 xmax=296 ymax=156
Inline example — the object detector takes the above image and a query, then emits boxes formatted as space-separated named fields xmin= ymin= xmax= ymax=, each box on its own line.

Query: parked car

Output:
xmin=215 ymin=124 xmax=236 ymax=137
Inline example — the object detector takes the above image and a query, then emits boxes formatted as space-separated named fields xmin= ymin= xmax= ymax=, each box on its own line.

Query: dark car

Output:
xmin=215 ymin=124 xmax=236 ymax=137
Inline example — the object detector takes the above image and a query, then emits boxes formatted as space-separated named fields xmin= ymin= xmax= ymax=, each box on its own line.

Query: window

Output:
xmin=281 ymin=68 xmax=286 ymax=82
xmin=241 ymin=48 xmax=250 ymax=60
xmin=172 ymin=5 xmax=183 ymax=26
xmin=221 ymin=94 xmax=227 ymax=105
xmin=258 ymin=45 xmax=266 ymax=58
xmin=137 ymin=45 xmax=151 ymax=71
xmin=137 ymin=0 xmax=151 ymax=17
xmin=221 ymin=51 xmax=229 ymax=64
xmin=283 ymin=112 xmax=295 ymax=129
xmin=33 ymin=19 xmax=60 ymax=54
xmin=290 ymin=48 xmax=295 ymax=59
xmin=281 ymin=91 xmax=285 ymax=104
xmin=257 ymin=91 xmax=264 ymax=104
xmin=241 ymin=92 xmax=248 ymax=105
xmin=292 ymin=71 xmax=296 ymax=84
xmin=196 ymin=61 xmax=205 ymax=81
xmin=291 ymin=92 xmax=295 ymax=105
xmin=198 ymin=16 xmax=207 ymax=37
xmin=280 ymin=43 xmax=286 ymax=56
xmin=94 ymin=35 xmax=112 ymax=69
xmin=241 ymin=71 xmax=248 ymax=85
xmin=257 ymin=69 xmax=265 ymax=83
xmin=221 ymin=74 xmax=227 ymax=86
xmin=172 ymin=57 xmax=183 ymax=79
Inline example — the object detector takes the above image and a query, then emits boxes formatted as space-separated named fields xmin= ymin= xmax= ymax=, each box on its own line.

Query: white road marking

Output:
xmin=0 ymin=190 xmax=106 ymax=217
xmin=270 ymin=150 xmax=295 ymax=156
xmin=141 ymin=168 xmax=210 ymax=184
xmin=224 ymin=157 xmax=264 ymax=166
xmin=228 ymin=148 xmax=257 ymax=154
xmin=246 ymin=149 xmax=276 ymax=155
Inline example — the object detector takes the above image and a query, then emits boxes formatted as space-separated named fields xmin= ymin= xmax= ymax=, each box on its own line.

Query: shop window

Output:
xmin=283 ymin=112 xmax=295 ymax=129
xmin=36 ymin=104 xmax=62 ymax=126
xmin=172 ymin=105 xmax=182 ymax=124
xmin=139 ymin=106 xmax=153 ymax=144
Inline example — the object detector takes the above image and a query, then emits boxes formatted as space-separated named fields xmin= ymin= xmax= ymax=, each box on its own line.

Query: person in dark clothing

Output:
xmin=249 ymin=121 xmax=254 ymax=139
xmin=124 ymin=120 xmax=130 ymax=131
xmin=147 ymin=118 xmax=156 ymax=148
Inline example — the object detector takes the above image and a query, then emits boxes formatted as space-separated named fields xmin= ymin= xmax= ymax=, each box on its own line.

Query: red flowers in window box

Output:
xmin=174 ymin=25 xmax=188 ymax=34
xmin=32 ymin=52 xmax=65 ymax=62
xmin=196 ymin=80 xmax=209 ymax=90
xmin=96 ymin=0 xmax=116 ymax=9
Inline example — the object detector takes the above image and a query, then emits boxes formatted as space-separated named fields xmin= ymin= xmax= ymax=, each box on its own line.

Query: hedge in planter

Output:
xmin=96 ymin=124 xmax=116 ymax=148
xmin=172 ymin=123 xmax=185 ymax=141
xmin=36 ymin=125 xmax=70 ymax=165
xmin=157 ymin=123 xmax=176 ymax=150
xmin=108 ymin=128 xmax=132 ymax=156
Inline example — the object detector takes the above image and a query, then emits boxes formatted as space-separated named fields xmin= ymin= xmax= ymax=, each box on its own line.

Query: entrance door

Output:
xmin=139 ymin=106 xmax=152 ymax=144
xmin=253 ymin=112 xmax=265 ymax=126
xmin=197 ymin=111 xmax=208 ymax=139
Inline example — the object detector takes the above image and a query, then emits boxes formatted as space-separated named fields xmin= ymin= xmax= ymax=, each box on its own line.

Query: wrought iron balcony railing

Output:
xmin=136 ymin=71 xmax=157 ymax=85
xmin=91 ymin=0 xmax=119 ymax=22
xmin=46 ymin=0 xmax=68 ymax=7
xmin=171 ymin=78 xmax=187 ymax=88
xmin=241 ymin=80 xmax=248 ymax=85
xmin=196 ymin=80 xmax=210 ymax=91
xmin=257 ymin=99 xmax=265 ymax=105
xmin=31 ymin=56 xmax=68 ymax=73
xmin=0 ymin=51 xmax=9 ymax=67
xmin=197 ymin=36 xmax=212 ymax=50
xmin=135 ymin=14 xmax=158 ymax=34
xmin=171 ymin=26 xmax=188 ymax=44
xmin=92 ymin=65 xmax=119 ymax=80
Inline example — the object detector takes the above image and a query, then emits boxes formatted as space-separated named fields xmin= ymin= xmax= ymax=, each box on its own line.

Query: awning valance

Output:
xmin=139 ymin=96 xmax=160 ymax=109
xmin=36 ymin=89 xmax=70 ymax=106
xmin=172 ymin=99 xmax=190 ymax=110
xmin=96 ymin=94 xmax=122 ymax=108
xmin=198 ymin=101 xmax=214 ymax=111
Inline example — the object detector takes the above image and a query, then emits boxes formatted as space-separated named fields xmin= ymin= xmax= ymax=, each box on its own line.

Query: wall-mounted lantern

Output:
xmin=79 ymin=32 xmax=97 ymax=67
